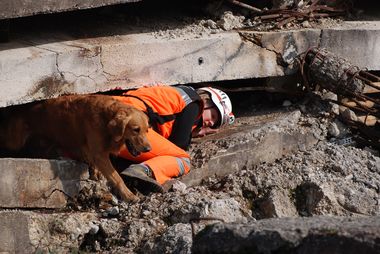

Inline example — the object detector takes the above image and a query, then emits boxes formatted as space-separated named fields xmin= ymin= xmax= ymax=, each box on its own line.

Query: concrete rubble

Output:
xmin=1 ymin=1 xmax=380 ymax=253
xmin=1 ymin=93 xmax=380 ymax=253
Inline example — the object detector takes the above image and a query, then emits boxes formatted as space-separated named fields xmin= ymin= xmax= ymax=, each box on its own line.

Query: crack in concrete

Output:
xmin=55 ymin=53 xmax=65 ymax=79
xmin=35 ymin=43 xmax=108 ymax=83
xmin=20 ymin=43 xmax=65 ymax=79
xmin=97 ymin=46 xmax=112 ymax=80
xmin=238 ymin=31 xmax=288 ymax=69
xmin=318 ymin=29 xmax=323 ymax=48
xmin=62 ymin=70 xmax=98 ymax=84
xmin=45 ymin=188 xmax=74 ymax=201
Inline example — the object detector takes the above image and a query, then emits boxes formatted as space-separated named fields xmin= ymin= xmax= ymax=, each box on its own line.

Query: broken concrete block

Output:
xmin=255 ymin=187 xmax=298 ymax=218
xmin=0 ymin=158 xmax=89 ymax=208
xmin=0 ymin=210 xmax=97 ymax=253
xmin=192 ymin=216 xmax=380 ymax=254
xmin=199 ymin=198 xmax=248 ymax=223
xmin=184 ymin=110 xmax=318 ymax=187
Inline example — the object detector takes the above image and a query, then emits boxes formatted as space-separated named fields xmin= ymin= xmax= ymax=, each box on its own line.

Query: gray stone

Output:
xmin=146 ymin=223 xmax=193 ymax=254
xmin=172 ymin=180 xmax=187 ymax=193
xmin=192 ymin=216 xmax=380 ymax=254
xmin=199 ymin=198 xmax=248 ymax=223
xmin=328 ymin=122 xmax=340 ymax=137
xmin=106 ymin=206 xmax=120 ymax=216
xmin=89 ymin=224 xmax=100 ymax=235
xmin=342 ymin=108 xmax=358 ymax=122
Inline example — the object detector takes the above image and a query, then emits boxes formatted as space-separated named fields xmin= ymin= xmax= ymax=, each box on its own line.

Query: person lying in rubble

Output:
xmin=112 ymin=85 xmax=235 ymax=193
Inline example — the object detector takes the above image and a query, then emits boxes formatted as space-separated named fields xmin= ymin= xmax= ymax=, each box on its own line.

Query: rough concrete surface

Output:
xmin=0 ymin=158 xmax=89 ymax=208
xmin=0 ymin=0 xmax=140 ymax=20
xmin=192 ymin=216 xmax=380 ymax=254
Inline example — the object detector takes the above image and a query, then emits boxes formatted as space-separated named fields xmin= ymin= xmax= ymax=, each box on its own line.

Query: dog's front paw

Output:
xmin=89 ymin=167 xmax=102 ymax=181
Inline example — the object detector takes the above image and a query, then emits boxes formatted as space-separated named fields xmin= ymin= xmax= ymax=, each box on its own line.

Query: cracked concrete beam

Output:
xmin=0 ymin=32 xmax=284 ymax=107
xmin=0 ymin=158 xmax=89 ymax=208
xmin=248 ymin=22 xmax=380 ymax=74
xmin=98 ymin=32 xmax=284 ymax=88
xmin=0 ymin=40 xmax=108 ymax=106
xmin=1 ymin=21 xmax=380 ymax=107
xmin=320 ymin=21 xmax=380 ymax=70
xmin=0 ymin=0 xmax=140 ymax=20
xmin=245 ymin=29 xmax=321 ymax=74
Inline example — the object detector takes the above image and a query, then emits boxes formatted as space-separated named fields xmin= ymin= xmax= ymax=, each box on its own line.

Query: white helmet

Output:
xmin=198 ymin=87 xmax=235 ymax=128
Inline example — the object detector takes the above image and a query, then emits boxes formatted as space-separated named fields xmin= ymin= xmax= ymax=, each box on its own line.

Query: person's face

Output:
xmin=196 ymin=106 xmax=220 ymax=137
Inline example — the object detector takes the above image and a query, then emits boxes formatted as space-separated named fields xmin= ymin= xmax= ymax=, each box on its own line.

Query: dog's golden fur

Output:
xmin=0 ymin=94 xmax=151 ymax=202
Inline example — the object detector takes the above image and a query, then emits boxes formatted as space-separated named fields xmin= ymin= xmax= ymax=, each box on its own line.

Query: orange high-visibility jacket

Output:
xmin=113 ymin=85 xmax=203 ymax=184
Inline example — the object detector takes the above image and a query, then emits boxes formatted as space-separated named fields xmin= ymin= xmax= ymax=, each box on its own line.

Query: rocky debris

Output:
xmin=216 ymin=11 xmax=245 ymax=31
xmin=199 ymin=138 xmax=380 ymax=219
xmin=1 ymin=93 xmax=380 ymax=253
xmin=150 ymin=4 xmax=347 ymax=41
xmin=192 ymin=216 xmax=380 ymax=254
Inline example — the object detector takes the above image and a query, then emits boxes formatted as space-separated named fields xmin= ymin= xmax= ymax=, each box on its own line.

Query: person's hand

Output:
xmin=194 ymin=126 xmax=219 ymax=137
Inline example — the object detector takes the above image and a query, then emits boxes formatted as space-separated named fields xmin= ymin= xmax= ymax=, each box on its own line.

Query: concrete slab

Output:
xmin=0 ymin=158 xmax=89 ymax=208
xmin=193 ymin=216 xmax=380 ymax=253
xmin=180 ymin=110 xmax=318 ymax=187
xmin=320 ymin=21 xmax=380 ymax=70
xmin=0 ymin=210 xmax=97 ymax=253
xmin=1 ymin=21 xmax=380 ymax=107
xmin=0 ymin=0 xmax=140 ymax=20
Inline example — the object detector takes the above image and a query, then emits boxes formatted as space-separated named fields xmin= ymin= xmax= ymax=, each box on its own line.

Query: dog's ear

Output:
xmin=108 ymin=112 xmax=131 ymax=142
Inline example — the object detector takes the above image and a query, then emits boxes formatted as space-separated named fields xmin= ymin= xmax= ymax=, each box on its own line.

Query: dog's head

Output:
xmin=108 ymin=106 xmax=151 ymax=157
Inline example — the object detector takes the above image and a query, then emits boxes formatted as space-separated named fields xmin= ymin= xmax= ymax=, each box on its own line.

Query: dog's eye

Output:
xmin=133 ymin=127 xmax=140 ymax=133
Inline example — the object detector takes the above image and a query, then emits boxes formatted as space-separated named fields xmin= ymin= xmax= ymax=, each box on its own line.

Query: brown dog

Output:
xmin=0 ymin=94 xmax=151 ymax=202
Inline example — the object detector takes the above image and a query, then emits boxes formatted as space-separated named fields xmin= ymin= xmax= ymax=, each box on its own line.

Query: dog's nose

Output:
xmin=143 ymin=145 xmax=151 ymax=153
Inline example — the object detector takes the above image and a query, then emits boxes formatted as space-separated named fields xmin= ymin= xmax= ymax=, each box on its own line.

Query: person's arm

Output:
xmin=168 ymin=102 xmax=200 ymax=150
